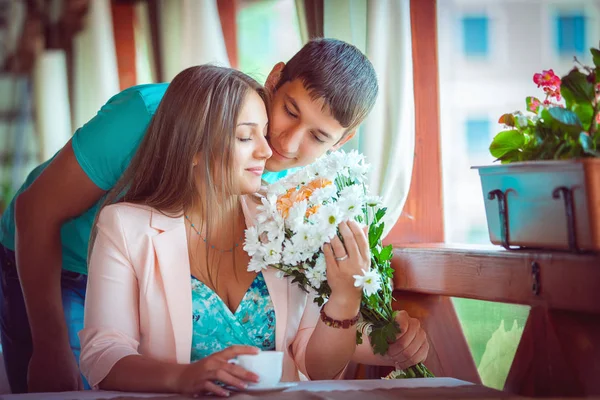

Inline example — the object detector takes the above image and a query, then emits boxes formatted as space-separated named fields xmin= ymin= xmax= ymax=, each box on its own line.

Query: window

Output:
xmin=462 ymin=16 xmax=489 ymax=56
xmin=236 ymin=0 xmax=302 ymax=84
xmin=465 ymin=118 xmax=491 ymax=159
xmin=556 ymin=14 xmax=586 ymax=55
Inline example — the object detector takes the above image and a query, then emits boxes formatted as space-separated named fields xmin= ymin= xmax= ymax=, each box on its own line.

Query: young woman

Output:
xmin=79 ymin=65 xmax=372 ymax=397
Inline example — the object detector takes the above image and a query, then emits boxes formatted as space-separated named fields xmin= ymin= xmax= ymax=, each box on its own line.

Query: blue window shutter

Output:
xmin=462 ymin=16 xmax=489 ymax=56
xmin=466 ymin=119 xmax=491 ymax=156
xmin=556 ymin=14 xmax=586 ymax=55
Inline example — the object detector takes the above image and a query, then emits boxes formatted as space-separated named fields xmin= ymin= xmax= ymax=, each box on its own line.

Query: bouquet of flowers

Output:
xmin=244 ymin=150 xmax=432 ymax=378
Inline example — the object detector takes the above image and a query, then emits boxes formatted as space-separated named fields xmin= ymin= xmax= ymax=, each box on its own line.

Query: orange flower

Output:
xmin=305 ymin=205 xmax=320 ymax=217
xmin=307 ymin=178 xmax=332 ymax=191
xmin=277 ymin=188 xmax=298 ymax=218
xmin=276 ymin=179 xmax=333 ymax=218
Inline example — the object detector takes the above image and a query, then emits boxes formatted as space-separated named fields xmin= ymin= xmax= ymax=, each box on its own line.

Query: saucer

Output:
xmin=227 ymin=382 xmax=298 ymax=393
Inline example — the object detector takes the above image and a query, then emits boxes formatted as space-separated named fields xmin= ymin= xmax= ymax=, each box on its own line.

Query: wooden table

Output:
xmin=388 ymin=244 xmax=600 ymax=397
xmin=0 ymin=378 xmax=517 ymax=399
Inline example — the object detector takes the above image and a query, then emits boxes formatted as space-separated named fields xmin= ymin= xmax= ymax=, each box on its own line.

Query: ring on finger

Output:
xmin=335 ymin=254 xmax=349 ymax=261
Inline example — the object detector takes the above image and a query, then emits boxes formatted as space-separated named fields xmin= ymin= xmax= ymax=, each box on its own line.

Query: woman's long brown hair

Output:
xmin=89 ymin=65 xmax=268 ymax=286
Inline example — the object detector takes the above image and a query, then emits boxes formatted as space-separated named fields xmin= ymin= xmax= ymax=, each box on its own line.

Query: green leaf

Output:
xmin=379 ymin=244 xmax=393 ymax=262
xmin=372 ymin=247 xmax=381 ymax=262
xmin=580 ymin=132 xmax=600 ymax=156
xmin=489 ymin=130 xmax=525 ymax=158
xmin=573 ymin=103 xmax=594 ymax=131
xmin=560 ymin=85 xmax=575 ymax=109
xmin=548 ymin=107 xmax=582 ymax=128
xmin=369 ymin=320 xmax=401 ymax=356
xmin=592 ymin=48 xmax=600 ymax=68
xmin=561 ymin=69 xmax=595 ymax=103
xmin=375 ymin=207 xmax=387 ymax=223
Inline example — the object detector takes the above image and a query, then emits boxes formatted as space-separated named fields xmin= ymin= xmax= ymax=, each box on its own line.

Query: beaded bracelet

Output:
xmin=320 ymin=307 xmax=360 ymax=329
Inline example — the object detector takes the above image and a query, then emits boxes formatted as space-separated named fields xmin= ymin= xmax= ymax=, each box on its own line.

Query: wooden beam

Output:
xmin=111 ymin=0 xmax=137 ymax=90
xmin=217 ymin=0 xmax=238 ymax=69
xmin=392 ymin=245 xmax=600 ymax=314
xmin=385 ymin=0 xmax=444 ymax=245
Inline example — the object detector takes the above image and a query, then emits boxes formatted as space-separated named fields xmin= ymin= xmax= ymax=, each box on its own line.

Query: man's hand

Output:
xmin=27 ymin=345 xmax=83 ymax=392
xmin=386 ymin=310 xmax=429 ymax=369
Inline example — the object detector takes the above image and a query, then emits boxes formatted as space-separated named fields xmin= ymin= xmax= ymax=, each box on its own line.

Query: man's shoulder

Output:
xmin=105 ymin=83 xmax=169 ymax=116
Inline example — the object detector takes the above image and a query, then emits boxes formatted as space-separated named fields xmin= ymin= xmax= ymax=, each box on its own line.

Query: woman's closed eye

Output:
xmin=237 ymin=137 xmax=252 ymax=142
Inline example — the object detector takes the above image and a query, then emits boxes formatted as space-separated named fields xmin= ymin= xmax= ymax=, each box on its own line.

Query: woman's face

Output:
xmin=232 ymin=90 xmax=272 ymax=194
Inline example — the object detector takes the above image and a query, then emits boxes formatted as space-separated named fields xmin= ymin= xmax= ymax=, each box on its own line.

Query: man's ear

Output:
xmin=265 ymin=62 xmax=286 ymax=96
xmin=332 ymin=130 xmax=356 ymax=151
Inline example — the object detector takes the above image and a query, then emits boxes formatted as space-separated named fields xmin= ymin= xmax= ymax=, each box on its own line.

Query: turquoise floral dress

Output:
xmin=190 ymin=272 xmax=276 ymax=361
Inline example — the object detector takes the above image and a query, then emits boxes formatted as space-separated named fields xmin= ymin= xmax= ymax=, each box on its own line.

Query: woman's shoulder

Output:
xmin=97 ymin=202 xmax=157 ymax=229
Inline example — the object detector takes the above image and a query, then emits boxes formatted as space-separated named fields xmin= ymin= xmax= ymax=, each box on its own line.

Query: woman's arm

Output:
xmin=302 ymin=221 xmax=368 ymax=380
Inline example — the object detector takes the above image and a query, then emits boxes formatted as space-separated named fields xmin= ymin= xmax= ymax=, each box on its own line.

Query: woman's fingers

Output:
xmin=347 ymin=220 xmax=370 ymax=261
xmin=215 ymin=345 xmax=260 ymax=361
xmin=338 ymin=221 xmax=360 ymax=261
xmin=223 ymin=361 xmax=260 ymax=383
xmin=323 ymin=243 xmax=338 ymax=272
xmin=329 ymin=234 xmax=348 ymax=261
xmin=201 ymin=381 xmax=230 ymax=397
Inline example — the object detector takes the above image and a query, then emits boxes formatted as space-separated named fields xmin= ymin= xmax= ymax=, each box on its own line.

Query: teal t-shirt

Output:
xmin=0 ymin=83 xmax=169 ymax=274
xmin=0 ymin=83 xmax=297 ymax=275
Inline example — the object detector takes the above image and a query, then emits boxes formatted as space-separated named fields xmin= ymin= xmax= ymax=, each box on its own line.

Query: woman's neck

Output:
xmin=185 ymin=196 xmax=244 ymax=245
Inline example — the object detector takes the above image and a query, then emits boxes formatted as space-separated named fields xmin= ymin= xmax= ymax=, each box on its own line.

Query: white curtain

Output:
xmin=33 ymin=50 xmax=72 ymax=160
xmin=158 ymin=0 xmax=230 ymax=82
xmin=72 ymin=0 xmax=120 ymax=130
xmin=324 ymin=0 xmax=415 ymax=237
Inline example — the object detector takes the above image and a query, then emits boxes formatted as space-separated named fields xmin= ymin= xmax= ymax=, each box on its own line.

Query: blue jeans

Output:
xmin=0 ymin=243 xmax=89 ymax=393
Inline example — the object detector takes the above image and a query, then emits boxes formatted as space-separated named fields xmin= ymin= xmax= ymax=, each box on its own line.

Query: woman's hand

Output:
xmin=172 ymin=345 xmax=261 ymax=397
xmin=323 ymin=220 xmax=371 ymax=307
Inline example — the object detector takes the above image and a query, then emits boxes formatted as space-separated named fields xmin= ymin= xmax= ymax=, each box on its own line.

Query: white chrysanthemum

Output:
xmin=353 ymin=269 xmax=382 ymax=296
xmin=263 ymin=217 xmax=284 ymax=243
xmin=286 ymin=200 xmax=308 ymax=232
xmin=243 ymin=226 xmax=262 ymax=256
xmin=365 ymin=195 xmax=383 ymax=208
xmin=282 ymin=239 xmax=304 ymax=266
xmin=337 ymin=185 xmax=365 ymax=221
xmin=263 ymin=240 xmax=282 ymax=265
xmin=312 ymin=203 xmax=342 ymax=241
xmin=314 ymin=253 xmax=326 ymax=273
xmin=256 ymin=195 xmax=278 ymax=224
xmin=306 ymin=262 xmax=327 ymax=289
xmin=267 ymin=181 xmax=287 ymax=197
xmin=309 ymin=183 xmax=338 ymax=205
xmin=247 ymin=256 xmax=268 ymax=273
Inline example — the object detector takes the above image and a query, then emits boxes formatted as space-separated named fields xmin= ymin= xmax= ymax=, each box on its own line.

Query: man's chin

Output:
xmin=265 ymin=159 xmax=289 ymax=172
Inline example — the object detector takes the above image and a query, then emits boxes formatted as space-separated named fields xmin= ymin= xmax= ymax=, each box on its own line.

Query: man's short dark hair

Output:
xmin=277 ymin=38 xmax=379 ymax=134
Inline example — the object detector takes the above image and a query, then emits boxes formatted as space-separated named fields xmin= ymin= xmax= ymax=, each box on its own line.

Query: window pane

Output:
xmin=462 ymin=16 xmax=489 ymax=56
xmin=556 ymin=14 xmax=586 ymax=55
xmin=452 ymin=298 xmax=530 ymax=390
xmin=236 ymin=0 xmax=303 ymax=84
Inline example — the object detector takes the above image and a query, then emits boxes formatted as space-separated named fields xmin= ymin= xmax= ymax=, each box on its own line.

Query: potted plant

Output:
xmin=473 ymin=46 xmax=600 ymax=252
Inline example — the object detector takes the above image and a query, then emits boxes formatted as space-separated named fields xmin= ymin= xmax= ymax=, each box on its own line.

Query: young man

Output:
xmin=0 ymin=39 xmax=428 ymax=393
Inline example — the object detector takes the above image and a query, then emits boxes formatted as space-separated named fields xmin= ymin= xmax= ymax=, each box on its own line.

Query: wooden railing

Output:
xmin=388 ymin=244 xmax=600 ymax=397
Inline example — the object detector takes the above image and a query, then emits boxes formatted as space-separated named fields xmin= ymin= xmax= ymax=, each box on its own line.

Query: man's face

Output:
xmin=265 ymin=78 xmax=354 ymax=172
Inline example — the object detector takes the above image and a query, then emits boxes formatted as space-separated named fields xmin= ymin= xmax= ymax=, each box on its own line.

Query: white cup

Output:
xmin=232 ymin=351 xmax=284 ymax=387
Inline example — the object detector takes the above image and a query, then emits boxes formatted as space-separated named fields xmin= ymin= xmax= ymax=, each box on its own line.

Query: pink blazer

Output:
xmin=79 ymin=197 xmax=325 ymax=389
